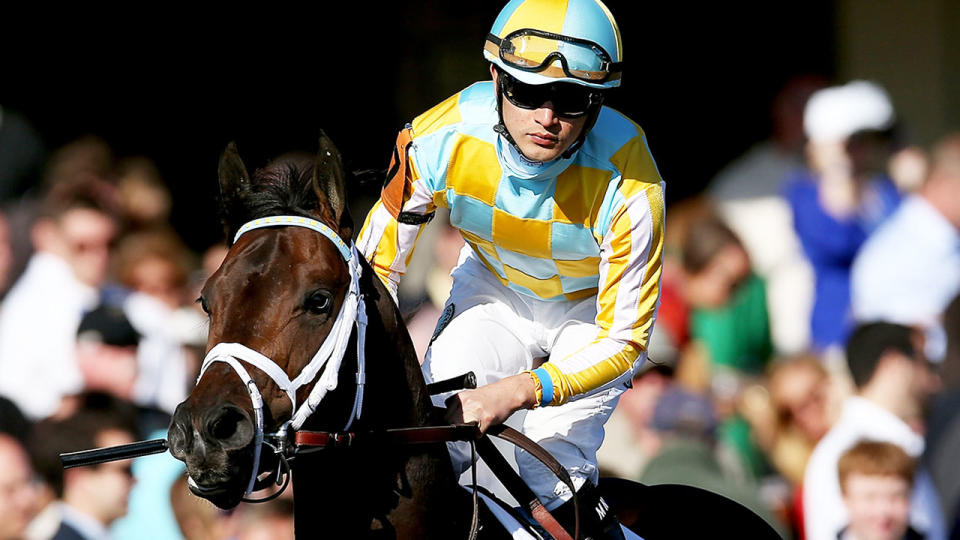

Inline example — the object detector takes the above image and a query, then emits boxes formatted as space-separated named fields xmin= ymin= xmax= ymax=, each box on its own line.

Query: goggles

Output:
xmin=485 ymin=28 xmax=623 ymax=84
xmin=498 ymin=69 xmax=603 ymax=118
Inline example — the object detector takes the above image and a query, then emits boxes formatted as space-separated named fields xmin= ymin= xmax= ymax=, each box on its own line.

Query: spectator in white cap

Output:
xmin=783 ymin=80 xmax=903 ymax=352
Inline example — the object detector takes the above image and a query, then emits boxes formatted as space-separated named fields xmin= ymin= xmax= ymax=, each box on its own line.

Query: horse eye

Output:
xmin=196 ymin=296 xmax=210 ymax=315
xmin=304 ymin=291 xmax=332 ymax=315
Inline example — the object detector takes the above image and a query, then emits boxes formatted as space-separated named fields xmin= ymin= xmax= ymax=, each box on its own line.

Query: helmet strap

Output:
xmin=493 ymin=69 xmax=522 ymax=153
xmin=560 ymin=100 xmax=603 ymax=159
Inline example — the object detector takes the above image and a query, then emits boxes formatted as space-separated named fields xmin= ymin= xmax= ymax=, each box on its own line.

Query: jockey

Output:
xmin=358 ymin=1 xmax=663 ymax=537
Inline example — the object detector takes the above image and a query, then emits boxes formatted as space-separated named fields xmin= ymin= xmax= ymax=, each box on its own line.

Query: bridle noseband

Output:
xmin=193 ymin=215 xmax=368 ymax=499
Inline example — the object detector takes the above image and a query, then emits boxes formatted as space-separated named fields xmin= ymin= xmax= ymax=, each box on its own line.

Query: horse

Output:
xmin=166 ymin=135 xmax=782 ymax=539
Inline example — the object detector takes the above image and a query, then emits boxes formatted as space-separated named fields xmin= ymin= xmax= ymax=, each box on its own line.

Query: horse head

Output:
xmin=167 ymin=134 xmax=359 ymax=508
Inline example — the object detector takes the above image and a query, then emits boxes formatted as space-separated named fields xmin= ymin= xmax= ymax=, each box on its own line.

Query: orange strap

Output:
xmin=381 ymin=127 xmax=415 ymax=219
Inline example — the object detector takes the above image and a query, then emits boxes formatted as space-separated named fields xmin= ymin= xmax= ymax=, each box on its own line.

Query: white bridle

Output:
xmin=193 ymin=215 xmax=368 ymax=496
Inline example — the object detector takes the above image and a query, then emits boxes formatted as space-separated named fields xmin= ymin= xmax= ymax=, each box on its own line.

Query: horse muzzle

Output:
xmin=168 ymin=401 xmax=257 ymax=507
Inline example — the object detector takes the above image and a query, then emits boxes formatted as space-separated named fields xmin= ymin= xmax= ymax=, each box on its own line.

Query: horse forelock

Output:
xmin=219 ymin=155 xmax=328 ymax=244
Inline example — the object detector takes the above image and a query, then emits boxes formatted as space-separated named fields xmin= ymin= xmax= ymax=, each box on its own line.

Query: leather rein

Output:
xmin=195 ymin=215 xmax=579 ymax=539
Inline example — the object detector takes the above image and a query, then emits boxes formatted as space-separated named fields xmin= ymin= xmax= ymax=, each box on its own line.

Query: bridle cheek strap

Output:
xmin=195 ymin=216 xmax=368 ymax=496
xmin=201 ymin=355 xmax=266 ymax=495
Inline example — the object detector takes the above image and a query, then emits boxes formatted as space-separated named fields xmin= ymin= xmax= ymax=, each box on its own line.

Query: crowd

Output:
xmin=0 ymin=74 xmax=958 ymax=540
xmin=591 ymin=79 xmax=960 ymax=540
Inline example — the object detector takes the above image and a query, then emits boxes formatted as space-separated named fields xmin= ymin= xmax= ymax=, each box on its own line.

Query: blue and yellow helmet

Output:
xmin=484 ymin=0 xmax=624 ymax=90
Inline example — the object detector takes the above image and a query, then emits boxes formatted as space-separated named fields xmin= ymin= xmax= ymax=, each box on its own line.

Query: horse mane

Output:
xmin=218 ymin=154 xmax=324 ymax=243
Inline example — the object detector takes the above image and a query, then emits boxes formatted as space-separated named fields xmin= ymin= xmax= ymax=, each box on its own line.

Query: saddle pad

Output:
xmin=465 ymin=487 xmax=645 ymax=540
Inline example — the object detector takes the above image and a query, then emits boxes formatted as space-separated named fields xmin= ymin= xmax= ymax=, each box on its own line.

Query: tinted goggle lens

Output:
xmin=503 ymin=34 xmax=607 ymax=80
xmin=502 ymin=74 xmax=599 ymax=117
xmin=486 ymin=30 xmax=622 ymax=84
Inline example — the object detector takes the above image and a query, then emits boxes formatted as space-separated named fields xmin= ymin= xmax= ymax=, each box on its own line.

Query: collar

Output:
xmin=60 ymin=503 xmax=110 ymax=540
xmin=496 ymin=133 xmax=575 ymax=180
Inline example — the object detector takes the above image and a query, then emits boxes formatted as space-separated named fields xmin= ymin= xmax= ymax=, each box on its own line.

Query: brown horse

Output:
xmin=166 ymin=135 xmax=781 ymax=539
xmin=167 ymin=135 xmax=488 ymax=538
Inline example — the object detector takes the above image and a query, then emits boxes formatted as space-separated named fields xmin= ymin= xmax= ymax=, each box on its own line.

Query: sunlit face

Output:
xmin=493 ymin=67 xmax=588 ymax=163
xmin=684 ymin=244 xmax=751 ymax=309
xmin=59 ymin=208 xmax=116 ymax=287
xmin=84 ymin=429 xmax=136 ymax=524
xmin=843 ymin=473 xmax=912 ymax=540
xmin=129 ymin=255 xmax=183 ymax=308
xmin=772 ymin=365 xmax=829 ymax=442
xmin=0 ymin=438 xmax=37 ymax=540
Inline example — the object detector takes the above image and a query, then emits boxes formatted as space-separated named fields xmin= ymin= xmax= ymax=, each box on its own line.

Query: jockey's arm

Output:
xmin=357 ymin=127 xmax=438 ymax=300
xmin=451 ymin=153 xmax=665 ymax=430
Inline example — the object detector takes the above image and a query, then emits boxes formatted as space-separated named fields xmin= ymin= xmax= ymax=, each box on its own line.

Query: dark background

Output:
xmin=0 ymin=2 xmax=835 ymax=251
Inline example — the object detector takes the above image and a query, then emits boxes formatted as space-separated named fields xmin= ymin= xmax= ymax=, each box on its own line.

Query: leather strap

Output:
xmin=295 ymin=425 xmax=483 ymax=448
xmin=484 ymin=425 xmax=579 ymax=540
xmin=294 ymin=423 xmax=579 ymax=539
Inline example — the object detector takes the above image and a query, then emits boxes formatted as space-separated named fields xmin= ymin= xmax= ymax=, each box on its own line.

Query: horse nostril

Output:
xmin=168 ymin=404 xmax=194 ymax=460
xmin=204 ymin=404 xmax=254 ymax=450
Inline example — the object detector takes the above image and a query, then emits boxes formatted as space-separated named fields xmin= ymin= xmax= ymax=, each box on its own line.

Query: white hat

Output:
xmin=803 ymin=80 xmax=895 ymax=143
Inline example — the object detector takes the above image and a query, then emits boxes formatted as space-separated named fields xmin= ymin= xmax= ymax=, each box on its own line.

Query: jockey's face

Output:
xmin=493 ymin=66 xmax=588 ymax=162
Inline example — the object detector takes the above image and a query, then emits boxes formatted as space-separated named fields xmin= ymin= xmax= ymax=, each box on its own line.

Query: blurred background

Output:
xmin=1 ymin=1 xmax=959 ymax=539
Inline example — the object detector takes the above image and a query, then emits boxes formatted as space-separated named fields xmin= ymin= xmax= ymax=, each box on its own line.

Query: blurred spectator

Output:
xmin=28 ymin=393 xmax=139 ymax=540
xmin=75 ymin=304 xmax=141 ymax=400
xmin=111 ymin=444 xmax=185 ymax=540
xmin=113 ymin=231 xmax=191 ymax=311
xmin=785 ymin=81 xmax=902 ymax=351
xmin=0 ymin=433 xmax=38 ymax=540
xmin=597 ymin=365 xmax=673 ymax=480
xmin=112 ymin=230 xmax=194 ymax=414
xmin=637 ymin=386 xmax=787 ymax=537
xmin=170 ymin=475 xmax=230 ymax=540
xmin=804 ymin=323 xmax=944 ymax=540
xmin=42 ymin=137 xmax=114 ymax=193
xmin=0 ymin=396 xmax=31 ymax=445
xmin=114 ymin=158 xmax=172 ymax=232
xmin=741 ymin=351 xmax=841 ymax=533
xmin=0 ymin=106 xmax=46 ymax=202
xmin=709 ymin=75 xmax=825 ymax=356
xmin=658 ymin=213 xmax=774 ymax=483
xmin=925 ymin=293 xmax=960 ymax=530
xmin=234 ymin=499 xmax=295 ymax=540
xmin=673 ymin=213 xmax=772 ymax=388
xmin=764 ymin=355 xmax=835 ymax=486
xmin=654 ymin=197 xmax=711 ymax=355
xmin=0 ymin=178 xmax=119 ymax=419
xmin=838 ymin=441 xmax=920 ymax=540
xmin=0 ymin=210 xmax=16 ymax=297
xmin=851 ymin=133 xmax=960 ymax=359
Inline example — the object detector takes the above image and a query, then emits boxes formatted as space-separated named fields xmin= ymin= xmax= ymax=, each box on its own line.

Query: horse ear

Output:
xmin=313 ymin=131 xmax=348 ymax=227
xmin=219 ymin=142 xmax=250 ymax=199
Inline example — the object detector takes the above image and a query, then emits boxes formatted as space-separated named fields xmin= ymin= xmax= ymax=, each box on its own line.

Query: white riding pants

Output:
xmin=422 ymin=250 xmax=630 ymax=510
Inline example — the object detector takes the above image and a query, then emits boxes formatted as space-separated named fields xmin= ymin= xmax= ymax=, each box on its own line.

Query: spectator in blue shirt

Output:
xmin=784 ymin=81 xmax=902 ymax=350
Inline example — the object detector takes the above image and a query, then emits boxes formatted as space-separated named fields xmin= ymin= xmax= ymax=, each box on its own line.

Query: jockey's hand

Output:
xmin=444 ymin=373 xmax=538 ymax=433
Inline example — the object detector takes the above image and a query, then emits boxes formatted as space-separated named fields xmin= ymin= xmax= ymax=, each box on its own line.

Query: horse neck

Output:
xmin=290 ymin=262 xmax=471 ymax=538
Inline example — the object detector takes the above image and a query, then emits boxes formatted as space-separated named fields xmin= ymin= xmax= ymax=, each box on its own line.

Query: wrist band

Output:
xmin=531 ymin=368 xmax=554 ymax=406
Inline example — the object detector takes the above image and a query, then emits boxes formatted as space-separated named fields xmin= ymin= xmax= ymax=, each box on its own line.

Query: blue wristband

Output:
xmin=532 ymin=368 xmax=554 ymax=406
